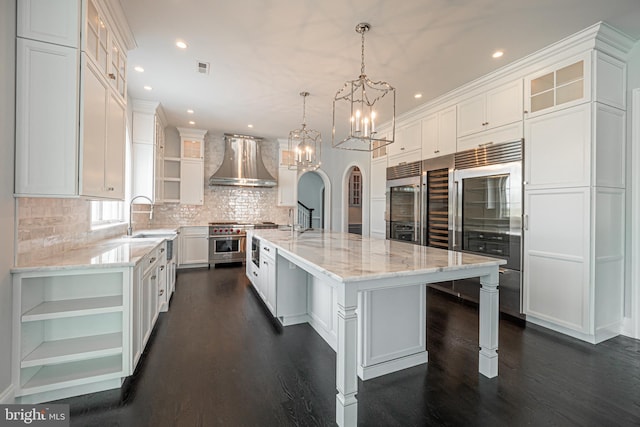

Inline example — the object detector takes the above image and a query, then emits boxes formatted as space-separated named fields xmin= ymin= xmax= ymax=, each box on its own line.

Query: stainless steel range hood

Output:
xmin=208 ymin=134 xmax=277 ymax=187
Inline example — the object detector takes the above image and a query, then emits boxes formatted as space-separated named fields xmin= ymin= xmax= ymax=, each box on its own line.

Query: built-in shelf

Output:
xmin=22 ymin=296 xmax=123 ymax=322
xmin=163 ymin=177 xmax=180 ymax=182
xmin=21 ymin=332 xmax=123 ymax=368
xmin=164 ymin=156 xmax=180 ymax=162
xmin=20 ymin=355 xmax=123 ymax=396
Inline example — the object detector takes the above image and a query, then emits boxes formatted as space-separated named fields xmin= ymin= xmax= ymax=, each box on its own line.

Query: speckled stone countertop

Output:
xmin=250 ymin=229 xmax=506 ymax=283
xmin=12 ymin=229 xmax=178 ymax=273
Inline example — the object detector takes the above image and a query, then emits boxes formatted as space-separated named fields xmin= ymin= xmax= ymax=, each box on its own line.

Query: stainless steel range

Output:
xmin=208 ymin=222 xmax=279 ymax=267
xmin=208 ymin=222 xmax=251 ymax=266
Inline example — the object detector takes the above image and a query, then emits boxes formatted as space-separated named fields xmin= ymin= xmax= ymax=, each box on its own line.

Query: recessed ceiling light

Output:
xmin=134 ymin=66 xmax=144 ymax=73
xmin=176 ymin=41 xmax=188 ymax=49
xmin=143 ymin=85 xmax=152 ymax=91
xmin=414 ymin=93 xmax=423 ymax=99
xmin=247 ymin=124 xmax=254 ymax=128
xmin=189 ymin=120 xmax=195 ymax=125
xmin=492 ymin=50 xmax=504 ymax=59
xmin=187 ymin=109 xmax=194 ymax=114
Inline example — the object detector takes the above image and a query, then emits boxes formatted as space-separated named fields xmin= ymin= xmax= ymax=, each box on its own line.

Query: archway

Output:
xmin=297 ymin=168 xmax=331 ymax=230
xmin=341 ymin=162 xmax=369 ymax=235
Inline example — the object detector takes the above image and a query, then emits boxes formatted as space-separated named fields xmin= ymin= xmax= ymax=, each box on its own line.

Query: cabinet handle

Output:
xmin=106 ymin=187 xmax=114 ymax=191
xmin=253 ymin=271 xmax=258 ymax=277
xmin=160 ymin=248 xmax=165 ymax=253
xmin=263 ymin=261 xmax=267 ymax=265
xmin=478 ymin=141 xmax=494 ymax=148
xmin=150 ymin=257 xmax=156 ymax=263
xmin=523 ymin=110 xmax=529 ymax=114
xmin=434 ymin=149 xmax=440 ymax=154
xmin=523 ymin=214 xmax=529 ymax=231
xmin=400 ymin=147 xmax=405 ymax=151
xmin=159 ymin=289 xmax=164 ymax=296
xmin=108 ymin=73 xmax=116 ymax=80
xmin=160 ymin=265 xmax=165 ymax=271
xmin=263 ymin=247 xmax=270 ymax=252
xmin=151 ymin=275 xmax=157 ymax=280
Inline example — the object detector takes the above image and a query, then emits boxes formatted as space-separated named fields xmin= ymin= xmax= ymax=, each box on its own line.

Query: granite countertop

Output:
xmin=250 ymin=229 xmax=506 ymax=283
xmin=12 ymin=228 xmax=179 ymax=273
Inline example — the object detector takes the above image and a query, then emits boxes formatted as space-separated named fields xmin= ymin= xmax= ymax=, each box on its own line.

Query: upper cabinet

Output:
xmin=421 ymin=105 xmax=456 ymax=159
xmin=387 ymin=121 xmax=421 ymax=157
xmin=15 ymin=0 xmax=134 ymax=199
xmin=178 ymin=128 xmax=207 ymax=206
xmin=457 ymin=79 xmax=523 ymax=138
xmin=132 ymin=100 xmax=165 ymax=203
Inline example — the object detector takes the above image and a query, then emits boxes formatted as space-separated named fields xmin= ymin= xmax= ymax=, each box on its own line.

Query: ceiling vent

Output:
xmin=196 ymin=60 xmax=210 ymax=75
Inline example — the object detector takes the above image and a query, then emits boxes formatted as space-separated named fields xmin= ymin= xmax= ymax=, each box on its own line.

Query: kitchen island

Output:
xmin=246 ymin=229 xmax=505 ymax=427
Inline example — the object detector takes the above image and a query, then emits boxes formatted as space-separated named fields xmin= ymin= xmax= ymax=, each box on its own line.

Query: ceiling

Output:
xmin=120 ymin=0 xmax=640 ymax=143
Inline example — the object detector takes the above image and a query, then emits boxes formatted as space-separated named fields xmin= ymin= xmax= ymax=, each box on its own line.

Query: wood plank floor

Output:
xmin=58 ymin=265 xmax=640 ymax=426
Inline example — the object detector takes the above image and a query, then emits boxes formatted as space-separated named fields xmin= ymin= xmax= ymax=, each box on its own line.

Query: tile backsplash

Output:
xmin=16 ymin=198 xmax=127 ymax=263
xmin=17 ymin=132 xmax=292 ymax=262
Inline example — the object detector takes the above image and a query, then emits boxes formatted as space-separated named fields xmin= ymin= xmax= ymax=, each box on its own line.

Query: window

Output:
xmin=349 ymin=167 xmax=361 ymax=207
xmin=91 ymin=200 xmax=125 ymax=228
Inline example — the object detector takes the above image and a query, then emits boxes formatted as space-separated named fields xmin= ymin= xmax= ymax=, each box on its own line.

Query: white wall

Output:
xmin=0 ymin=0 xmax=15 ymax=402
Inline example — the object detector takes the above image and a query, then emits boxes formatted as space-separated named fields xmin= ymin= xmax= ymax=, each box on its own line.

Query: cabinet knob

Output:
xmin=160 ymin=265 xmax=165 ymax=271
xmin=159 ymin=289 xmax=164 ymax=296
xmin=108 ymin=73 xmax=116 ymax=80
xmin=523 ymin=110 xmax=529 ymax=114
xmin=107 ymin=187 xmax=114 ymax=191
xmin=150 ymin=257 xmax=156 ymax=263
xmin=434 ymin=149 xmax=440 ymax=154
xmin=151 ymin=275 xmax=157 ymax=280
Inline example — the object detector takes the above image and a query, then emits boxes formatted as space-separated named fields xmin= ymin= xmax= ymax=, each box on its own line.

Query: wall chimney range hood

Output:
xmin=208 ymin=134 xmax=277 ymax=187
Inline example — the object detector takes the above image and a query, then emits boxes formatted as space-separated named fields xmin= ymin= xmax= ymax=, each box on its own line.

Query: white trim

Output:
xmin=0 ymin=384 xmax=15 ymax=404
xmin=341 ymin=163 xmax=369 ymax=235
xmin=298 ymin=168 xmax=332 ymax=231
xmin=630 ymin=88 xmax=640 ymax=339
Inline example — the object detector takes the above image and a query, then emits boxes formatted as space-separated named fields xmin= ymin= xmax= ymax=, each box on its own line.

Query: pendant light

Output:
xmin=287 ymin=91 xmax=322 ymax=171
xmin=332 ymin=23 xmax=395 ymax=152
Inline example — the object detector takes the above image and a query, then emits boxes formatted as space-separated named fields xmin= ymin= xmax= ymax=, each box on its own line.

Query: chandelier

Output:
xmin=287 ymin=91 xmax=322 ymax=171
xmin=332 ymin=22 xmax=395 ymax=152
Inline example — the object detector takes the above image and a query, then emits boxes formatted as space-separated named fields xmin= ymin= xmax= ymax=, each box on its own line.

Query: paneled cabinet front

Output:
xmin=15 ymin=0 xmax=131 ymax=199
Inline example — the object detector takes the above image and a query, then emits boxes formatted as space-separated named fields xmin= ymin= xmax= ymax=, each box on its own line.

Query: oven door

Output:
xmin=453 ymin=161 xmax=522 ymax=270
xmin=209 ymin=235 xmax=246 ymax=263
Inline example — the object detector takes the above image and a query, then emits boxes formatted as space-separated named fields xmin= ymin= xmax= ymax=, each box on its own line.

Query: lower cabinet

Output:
xmin=12 ymin=268 xmax=131 ymax=404
xmin=178 ymin=226 xmax=209 ymax=268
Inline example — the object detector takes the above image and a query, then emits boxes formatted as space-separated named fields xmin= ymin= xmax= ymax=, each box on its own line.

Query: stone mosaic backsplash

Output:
xmin=17 ymin=132 xmax=292 ymax=262
xmin=16 ymin=198 xmax=127 ymax=264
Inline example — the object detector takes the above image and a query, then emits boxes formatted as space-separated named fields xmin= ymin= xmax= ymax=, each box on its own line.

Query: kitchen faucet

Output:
xmin=127 ymin=195 xmax=154 ymax=236
xmin=288 ymin=208 xmax=295 ymax=238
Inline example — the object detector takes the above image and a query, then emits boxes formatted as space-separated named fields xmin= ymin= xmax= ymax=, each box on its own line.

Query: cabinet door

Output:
xmin=265 ymin=257 xmax=276 ymax=315
xmin=524 ymin=103 xmax=591 ymax=189
xmin=277 ymin=167 xmax=297 ymax=206
xmin=15 ymin=38 xmax=79 ymax=196
xmin=485 ymin=79 xmax=523 ymax=130
xmin=131 ymin=265 xmax=142 ymax=369
xmin=421 ymin=113 xmax=439 ymax=158
xmin=438 ymin=105 xmax=457 ymax=155
xmin=370 ymin=158 xmax=387 ymax=199
xmin=181 ymin=235 xmax=209 ymax=265
xmin=523 ymin=188 xmax=590 ymax=333
xmin=105 ymin=92 xmax=125 ymax=199
xmin=18 ymin=0 xmax=80 ymax=47
xmin=457 ymin=93 xmax=485 ymax=137
xmin=388 ymin=122 xmax=421 ymax=156
xmin=80 ymin=56 xmax=108 ymax=198
xmin=180 ymin=159 xmax=204 ymax=205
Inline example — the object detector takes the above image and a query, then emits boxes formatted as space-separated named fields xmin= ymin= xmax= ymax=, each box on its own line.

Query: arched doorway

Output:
xmin=297 ymin=169 xmax=331 ymax=230
xmin=341 ymin=163 xmax=368 ymax=235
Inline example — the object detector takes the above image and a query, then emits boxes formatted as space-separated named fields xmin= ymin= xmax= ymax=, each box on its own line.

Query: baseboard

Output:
xmin=279 ymin=313 xmax=309 ymax=327
xmin=526 ymin=315 xmax=623 ymax=344
xmin=0 ymin=384 xmax=14 ymax=404
xmin=15 ymin=378 xmax=121 ymax=404
xmin=307 ymin=315 xmax=337 ymax=352
xmin=620 ymin=317 xmax=637 ymax=339
xmin=357 ymin=351 xmax=428 ymax=381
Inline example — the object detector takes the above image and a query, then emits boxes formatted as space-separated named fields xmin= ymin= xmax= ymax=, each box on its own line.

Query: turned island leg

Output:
xmin=336 ymin=284 xmax=358 ymax=427
xmin=479 ymin=268 xmax=499 ymax=378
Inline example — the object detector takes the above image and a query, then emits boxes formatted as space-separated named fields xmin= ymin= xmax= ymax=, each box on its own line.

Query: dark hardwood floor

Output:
xmin=58 ymin=265 xmax=640 ymax=426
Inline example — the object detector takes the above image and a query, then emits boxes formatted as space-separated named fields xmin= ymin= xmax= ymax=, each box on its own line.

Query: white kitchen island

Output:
xmin=246 ymin=229 xmax=505 ymax=427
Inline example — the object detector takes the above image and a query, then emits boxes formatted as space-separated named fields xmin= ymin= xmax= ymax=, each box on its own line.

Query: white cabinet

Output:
xmin=18 ymin=0 xmax=80 ymax=48
xmin=132 ymin=100 xmax=166 ymax=203
xmin=421 ymin=105 xmax=456 ymax=159
xmin=457 ymin=79 xmax=523 ymax=137
xmin=80 ymin=55 xmax=125 ymax=199
xmin=180 ymin=160 xmax=204 ymax=205
xmin=277 ymin=139 xmax=297 ymax=206
xmin=12 ymin=268 xmax=130 ymax=403
xmin=522 ymin=49 xmax=627 ymax=343
xmin=178 ymin=128 xmax=207 ymax=205
xmin=157 ymin=243 xmax=169 ymax=313
xmin=179 ymin=226 xmax=209 ymax=268
xmin=260 ymin=242 xmax=277 ymax=315
xmin=15 ymin=38 xmax=79 ymax=196
xmin=15 ymin=0 xmax=131 ymax=199
xmin=387 ymin=121 xmax=421 ymax=159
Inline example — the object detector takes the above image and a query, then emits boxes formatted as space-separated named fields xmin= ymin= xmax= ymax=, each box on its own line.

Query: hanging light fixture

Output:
xmin=332 ymin=22 xmax=395 ymax=152
xmin=287 ymin=91 xmax=322 ymax=171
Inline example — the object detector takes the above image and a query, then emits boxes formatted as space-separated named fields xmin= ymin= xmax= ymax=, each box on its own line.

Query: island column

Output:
xmin=479 ymin=268 xmax=500 ymax=377
xmin=336 ymin=282 xmax=358 ymax=427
